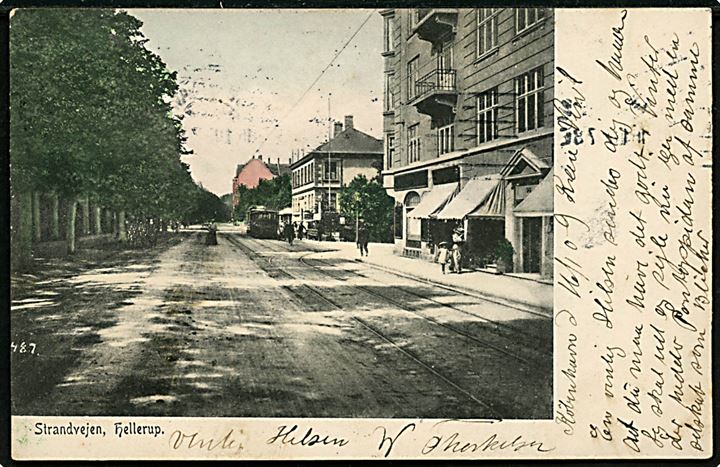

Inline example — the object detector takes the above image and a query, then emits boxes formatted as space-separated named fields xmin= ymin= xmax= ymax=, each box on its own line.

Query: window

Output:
xmin=516 ymin=8 xmax=545 ymax=34
xmin=386 ymin=133 xmax=395 ymax=169
xmin=407 ymin=56 xmax=419 ymax=101
xmin=384 ymin=73 xmax=394 ymax=112
xmin=323 ymin=160 xmax=338 ymax=181
xmin=321 ymin=192 xmax=337 ymax=211
xmin=407 ymin=124 xmax=421 ymax=163
xmin=516 ymin=67 xmax=545 ymax=133
xmin=476 ymin=8 xmax=499 ymax=57
xmin=383 ymin=16 xmax=394 ymax=53
xmin=477 ymin=87 xmax=499 ymax=143
xmin=437 ymin=123 xmax=454 ymax=155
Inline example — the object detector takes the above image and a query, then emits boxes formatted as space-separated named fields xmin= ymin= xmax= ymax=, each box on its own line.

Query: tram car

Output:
xmin=246 ymin=206 xmax=279 ymax=239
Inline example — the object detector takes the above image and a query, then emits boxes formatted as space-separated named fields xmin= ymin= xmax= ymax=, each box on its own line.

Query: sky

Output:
xmin=127 ymin=9 xmax=384 ymax=196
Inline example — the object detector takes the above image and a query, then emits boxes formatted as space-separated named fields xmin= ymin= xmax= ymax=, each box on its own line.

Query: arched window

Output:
xmin=404 ymin=191 xmax=421 ymax=209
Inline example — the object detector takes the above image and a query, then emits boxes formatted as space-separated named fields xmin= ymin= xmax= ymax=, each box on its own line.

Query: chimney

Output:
xmin=333 ymin=121 xmax=343 ymax=137
xmin=344 ymin=115 xmax=354 ymax=130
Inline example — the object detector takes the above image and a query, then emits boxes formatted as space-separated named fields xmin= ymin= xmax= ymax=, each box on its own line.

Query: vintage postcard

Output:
xmin=8 ymin=7 xmax=712 ymax=460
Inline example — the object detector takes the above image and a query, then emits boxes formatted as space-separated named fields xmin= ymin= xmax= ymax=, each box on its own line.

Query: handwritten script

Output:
xmin=554 ymin=7 xmax=711 ymax=457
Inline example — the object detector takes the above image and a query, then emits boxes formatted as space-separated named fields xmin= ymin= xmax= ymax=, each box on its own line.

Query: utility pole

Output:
xmin=327 ymin=93 xmax=332 ymax=214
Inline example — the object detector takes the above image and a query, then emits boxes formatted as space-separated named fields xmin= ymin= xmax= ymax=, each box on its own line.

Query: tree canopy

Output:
xmin=338 ymin=175 xmax=394 ymax=242
xmin=10 ymin=9 xmax=205 ymax=222
xmin=233 ymin=174 xmax=291 ymax=219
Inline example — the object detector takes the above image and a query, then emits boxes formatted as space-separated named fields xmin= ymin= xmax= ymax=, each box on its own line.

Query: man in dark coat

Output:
xmin=357 ymin=223 xmax=369 ymax=257
xmin=283 ymin=222 xmax=295 ymax=245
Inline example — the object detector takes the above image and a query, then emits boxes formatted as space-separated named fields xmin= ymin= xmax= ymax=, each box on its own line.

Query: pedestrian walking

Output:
xmin=283 ymin=221 xmax=295 ymax=245
xmin=357 ymin=223 xmax=369 ymax=257
xmin=451 ymin=227 xmax=464 ymax=274
xmin=436 ymin=241 xmax=450 ymax=274
xmin=297 ymin=221 xmax=306 ymax=240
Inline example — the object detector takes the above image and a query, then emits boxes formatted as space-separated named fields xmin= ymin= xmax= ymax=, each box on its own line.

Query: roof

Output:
xmin=408 ymin=183 xmax=458 ymax=219
xmin=514 ymin=172 xmax=554 ymax=216
xmin=437 ymin=175 xmax=503 ymax=220
xmin=233 ymin=158 xmax=275 ymax=189
xmin=313 ymin=126 xmax=382 ymax=155
xmin=268 ymin=162 xmax=291 ymax=177
xmin=501 ymin=147 xmax=550 ymax=178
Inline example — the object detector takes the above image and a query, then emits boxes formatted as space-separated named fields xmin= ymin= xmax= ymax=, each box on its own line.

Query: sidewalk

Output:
xmin=312 ymin=241 xmax=553 ymax=315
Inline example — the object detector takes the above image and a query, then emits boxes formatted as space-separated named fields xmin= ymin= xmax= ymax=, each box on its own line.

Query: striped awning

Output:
xmin=436 ymin=175 xmax=503 ymax=220
xmin=467 ymin=177 xmax=506 ymax=218
xmin=408 ymin=183 xmax=458 ymax=219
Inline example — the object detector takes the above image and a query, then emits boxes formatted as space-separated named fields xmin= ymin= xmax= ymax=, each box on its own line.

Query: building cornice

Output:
xmin=382 ymin=128 xmax=553 ymax=177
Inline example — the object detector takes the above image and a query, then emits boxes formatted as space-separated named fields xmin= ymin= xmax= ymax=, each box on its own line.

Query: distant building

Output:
xmin=231 ymin=155 xmax=290 ymax=209
xmin=380 ymin=8 xmax=554 ymax=278
xmin=290 ymin=115 xmax=382 ymax=220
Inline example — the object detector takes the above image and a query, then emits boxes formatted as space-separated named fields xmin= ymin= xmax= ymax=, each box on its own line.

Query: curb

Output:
xmin=353 ymin=257 xmax=553 ymax=318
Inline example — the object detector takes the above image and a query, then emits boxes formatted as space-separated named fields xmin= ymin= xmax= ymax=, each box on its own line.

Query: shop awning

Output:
xmin=436 ymin=175 xmax=503 ymax=220
xmin=408 ymin=183 xmax=458 ymax=218
xmin=514 ymin=172 xmax=553 ymax=216
xmin=467 ymin=177 xmax=506 ymax=218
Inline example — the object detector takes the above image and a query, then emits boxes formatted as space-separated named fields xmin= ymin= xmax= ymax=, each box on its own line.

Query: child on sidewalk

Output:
xmin=436 ymin=241 xmax=450 ymax=274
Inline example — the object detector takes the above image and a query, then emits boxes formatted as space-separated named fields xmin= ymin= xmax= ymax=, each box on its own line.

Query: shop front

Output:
xmin=406 ymin=182 xmax=458 ymax=258
xmin=436 ymin=174 xmax=506 ymax=269
xmin=513 ymin=172 xmax=554 ymax=278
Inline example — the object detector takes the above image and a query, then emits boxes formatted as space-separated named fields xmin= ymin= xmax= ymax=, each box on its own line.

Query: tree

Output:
xmin=338 ymin=175 xmax=394 ymax=243
xmin=233 ymin=174 xmax=291 ymax=220
xmin=10 ymin=9 xmax=201 ymax=267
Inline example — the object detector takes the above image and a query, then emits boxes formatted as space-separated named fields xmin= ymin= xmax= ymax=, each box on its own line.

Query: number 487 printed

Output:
xmin=11 ymin=341 xmax=37 ymax=354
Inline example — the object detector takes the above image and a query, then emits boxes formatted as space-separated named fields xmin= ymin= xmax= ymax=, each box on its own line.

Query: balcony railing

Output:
xmin=412 ymin=68 xmax=456 ymax=102
xmin=410 ymin=68 xmax=457 ymax=118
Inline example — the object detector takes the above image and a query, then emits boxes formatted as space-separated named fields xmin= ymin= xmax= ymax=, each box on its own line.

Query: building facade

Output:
xmin=380 ymin=7 xmax=554 ymax=278
xmin=290 ymin=115 xmax=383 ymax=220
xmin=231 ymin=156 xmax=290 ymax=209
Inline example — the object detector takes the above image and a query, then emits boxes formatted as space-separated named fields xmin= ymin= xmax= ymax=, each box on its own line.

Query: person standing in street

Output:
xmin=451 ymin=227 xmax=464 ymax=274
xmin=357 ymin=223 xmax=369 ymax=257
xmin=283 ymin=221 xmax=295 ymax=245
xmin=297 ymin=221 xmax=305 ymax=240
xmin=206 ymin=220 xmax=218 ymax=246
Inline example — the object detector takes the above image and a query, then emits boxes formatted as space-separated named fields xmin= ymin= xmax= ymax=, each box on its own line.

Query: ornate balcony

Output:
xmin=413 ymin=9 xmax=459 ymax=43
xmin=409 ymin=68 xmax=457 ymax=118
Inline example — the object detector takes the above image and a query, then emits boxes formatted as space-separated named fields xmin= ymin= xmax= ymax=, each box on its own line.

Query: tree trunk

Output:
xmin=50 ymin=193 xmax=60 ymax=240
xmin=32 ymin=191 xmax=41 ymax=242
xmin=117 ymin=210 xmax=127 ymax=241
xmin=80 ymin=196 xmax=90 ymax=236
xmin=66 ymin=198 xmax=78 ymax=254
xmin=94 ymin=206 xmax=102 ymax=234
xmin=105 ymin=209 xmax=113 ymax=235
xmin=11 ymin=190 xmax=33 ymax=271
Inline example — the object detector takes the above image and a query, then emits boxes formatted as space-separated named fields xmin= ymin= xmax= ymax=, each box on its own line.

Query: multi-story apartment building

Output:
xmin=290 ymin=115 xmax=383 ymax=220
xmin=381 ymin=8 xmax=554 ymax=278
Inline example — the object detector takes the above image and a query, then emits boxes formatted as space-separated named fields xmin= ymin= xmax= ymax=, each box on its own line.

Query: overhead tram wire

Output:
xmin=253 ymin=9 xmax=378 ymax=156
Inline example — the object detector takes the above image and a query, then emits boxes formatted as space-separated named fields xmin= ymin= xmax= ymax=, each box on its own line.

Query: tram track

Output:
xmin=222 ymin=233 xmax=544 ymax=416
xmin=227 ymin=233 xmax=549 ymax=362
xmin=300 ymin=255 xmax=551 ymax=355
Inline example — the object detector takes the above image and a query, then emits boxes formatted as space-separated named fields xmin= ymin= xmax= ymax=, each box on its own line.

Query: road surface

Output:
xmin=11 ymin=228 xmax=552 ymax=419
